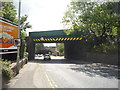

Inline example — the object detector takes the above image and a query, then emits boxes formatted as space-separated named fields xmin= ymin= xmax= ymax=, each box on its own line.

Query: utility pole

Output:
xmin=16 ymin=0 xmax=21 ymax=74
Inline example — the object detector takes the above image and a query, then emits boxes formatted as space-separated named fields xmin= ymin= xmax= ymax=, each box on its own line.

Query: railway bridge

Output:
xmin=26 ymin=30 xmax=86 ymax=60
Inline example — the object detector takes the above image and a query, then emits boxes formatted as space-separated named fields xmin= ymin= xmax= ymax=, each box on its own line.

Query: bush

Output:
xmin=24 ymin=52 xmax=28 ymax=58
xmin=91 ymin=43 xmax=118 ymax=54
xmin=2 ymin=67 xmax=13 ymax=81
xmin=0 ymin=59 xmax=13 ymax=81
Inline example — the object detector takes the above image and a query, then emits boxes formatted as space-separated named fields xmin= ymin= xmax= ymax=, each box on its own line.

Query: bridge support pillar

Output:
xmin=64 ymin=41 xmax=85 ymax=60
xmin=26 ymin=37 xmax=35 ymax=60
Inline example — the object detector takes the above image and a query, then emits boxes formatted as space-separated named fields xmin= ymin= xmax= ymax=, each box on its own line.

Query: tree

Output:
xmin=62 ymin=1 xmax=119 ymax=53
xmin=19 ymin=31 xmax=27 ymax=59
xmin=20 ymin=14 xmax=32 ymax=31
xmin=0 ymin=2 xmax=17 ymax=22
xmin=1 ymin=2 xmax=32 ymax=59
xmin=19 ymin=14 xmax=32 ymax=59
xmin=58 ymin=43 xmax=64 ymax=55
xmin=35 ymin=43 xmax=45 ymax=54
xmin=62 ymin=1 xmax=119 ymax=37
xmin=62 ymin=1 xmax=97 ymax=34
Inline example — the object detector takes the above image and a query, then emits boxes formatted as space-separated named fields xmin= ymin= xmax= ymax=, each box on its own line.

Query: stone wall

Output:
xmin=64 ymin=40 xmax=118 ymax=65
xmin=64 ymin=41 xmax=85 ymax=60
xmin=85 ymin=52 xmax=118 ymax=65
xmin=11 ymin=58 xmax=28 ymax=76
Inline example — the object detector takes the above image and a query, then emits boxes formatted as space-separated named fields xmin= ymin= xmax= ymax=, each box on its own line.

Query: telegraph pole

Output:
xmin=16 ymin=0 xmax=21 ymax=74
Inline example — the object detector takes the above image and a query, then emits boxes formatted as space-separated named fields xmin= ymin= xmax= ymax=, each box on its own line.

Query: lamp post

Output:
xmin=16 ymin=0 xmax=21 ymax=74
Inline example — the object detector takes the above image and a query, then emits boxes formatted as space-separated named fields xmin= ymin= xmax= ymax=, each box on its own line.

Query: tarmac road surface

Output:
xmin=6 ymin=56 xmax=119 ymax=88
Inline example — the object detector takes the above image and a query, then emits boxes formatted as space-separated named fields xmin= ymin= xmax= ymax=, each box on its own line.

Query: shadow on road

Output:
xmin=29 ymin=59 xmax=119 ymax=79
xmin=32 ymin=58 xmax=94 ymax=64
xmin=70 ymin=63 xmax=119 ymax=79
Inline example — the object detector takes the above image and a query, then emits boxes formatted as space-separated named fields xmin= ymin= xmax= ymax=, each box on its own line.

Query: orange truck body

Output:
xmin=0 ymin=18 xmax=18 ymax=60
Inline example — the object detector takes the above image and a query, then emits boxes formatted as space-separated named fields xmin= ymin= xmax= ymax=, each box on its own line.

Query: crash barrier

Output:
xmin=10 ymin=58 xmax=28 ymax=76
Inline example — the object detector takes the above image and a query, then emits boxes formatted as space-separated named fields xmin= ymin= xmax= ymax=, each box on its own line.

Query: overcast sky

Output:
xmin=14 ymin=0 xmax=71 ymax=32
xmin=14 ymin=0 xmax=71 ymax=46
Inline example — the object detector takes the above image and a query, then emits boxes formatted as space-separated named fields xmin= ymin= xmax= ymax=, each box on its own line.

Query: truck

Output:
xmin=0 ymin=17 xmax=18 ymax=61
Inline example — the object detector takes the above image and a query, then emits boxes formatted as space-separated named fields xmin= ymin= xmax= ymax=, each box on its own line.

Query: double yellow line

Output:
xmin=45 ymin=72 xmax=58 ymax=88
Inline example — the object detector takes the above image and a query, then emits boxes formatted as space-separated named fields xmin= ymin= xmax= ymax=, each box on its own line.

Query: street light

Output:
xmin=16 ymin=0 xmax=21 ymax=74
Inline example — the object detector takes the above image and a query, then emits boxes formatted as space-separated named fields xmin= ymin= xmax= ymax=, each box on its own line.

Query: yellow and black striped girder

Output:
xmin=33 ymin=37 xmax=82 ymax=42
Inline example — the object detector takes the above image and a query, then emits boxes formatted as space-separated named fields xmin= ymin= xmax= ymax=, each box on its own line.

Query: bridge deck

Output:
xmin=29 ymin=30 xmax=84 ymax=42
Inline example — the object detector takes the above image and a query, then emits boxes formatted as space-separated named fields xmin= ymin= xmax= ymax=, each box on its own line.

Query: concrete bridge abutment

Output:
xmin=26 ymin=37 xmax=35 ymax=60
xmin=64 ymin=41 xmax=86 ymax=60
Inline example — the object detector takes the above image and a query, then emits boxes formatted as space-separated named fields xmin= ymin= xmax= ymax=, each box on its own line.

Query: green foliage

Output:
xmin=0 ymin=2 xmax=17 ymax=22
xmin=18 ymin=15 xmax=31 ymax=59
xmin=35 ymin=43 xmax=45 ymax=54
xmin=1 ymin=2 xmax=32 ymax=59
xmin=62 ymin=1 xmax=119 ymax=37
xmin=0 ymin=59 xmax=13 ymax=81
xmin=19 ymin=31 xmax=27 ymax=59
xmin=24 ymin=52 xmax=28 ymax=58
xmin=90 ymin=43 xmax=118 ymax=53
xmin=58 ymin=43 xmax=64 ymax=55
xmin=62 ymin=1 xmax=119 ymax=53
xmin=62 ymin=1 xmax=97 ymax=34
xmin=20 ymin=14 xmax=32 ymax=31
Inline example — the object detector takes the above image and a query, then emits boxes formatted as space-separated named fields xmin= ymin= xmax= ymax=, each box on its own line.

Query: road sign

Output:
xmin=14 ymin=39 xmax=21 ymax=47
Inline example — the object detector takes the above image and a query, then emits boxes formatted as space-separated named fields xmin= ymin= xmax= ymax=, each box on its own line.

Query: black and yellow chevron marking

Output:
xmin=59 ymin=38 xmax=61 ymax=41
xmin=33 ymin=37 xmax=82 ymax=42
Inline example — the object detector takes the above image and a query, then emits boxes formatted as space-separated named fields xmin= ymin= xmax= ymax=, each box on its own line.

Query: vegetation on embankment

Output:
xmin=0 ymin=59 xmax=13 ymax=84
xmin=62 ymin=1 xmax=119 ymax=54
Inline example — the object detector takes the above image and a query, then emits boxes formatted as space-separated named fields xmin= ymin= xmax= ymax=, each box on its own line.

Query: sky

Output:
xmin=14 ymin=0 xmax=71 ymax=32
xmin=14 ymin=0 xmax=71 ymax=46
